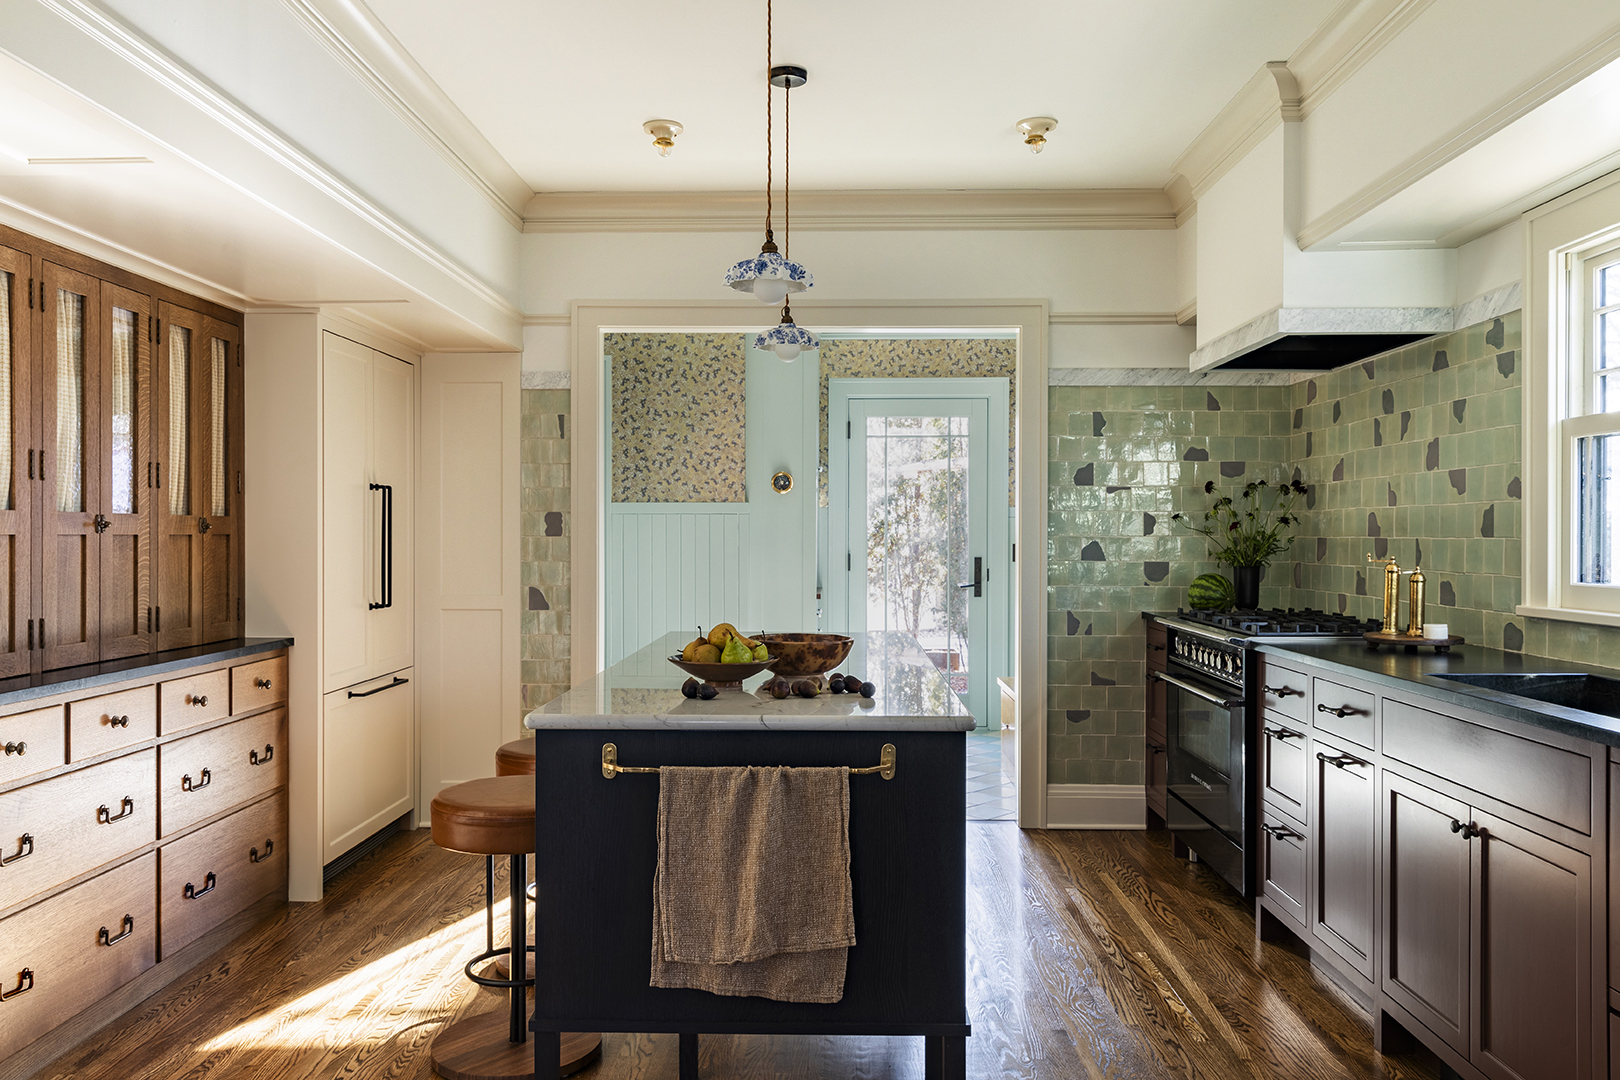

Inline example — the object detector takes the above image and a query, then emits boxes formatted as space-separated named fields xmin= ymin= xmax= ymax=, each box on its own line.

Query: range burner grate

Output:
xmin=1175 ymin=606 xmax=1379 ymax=637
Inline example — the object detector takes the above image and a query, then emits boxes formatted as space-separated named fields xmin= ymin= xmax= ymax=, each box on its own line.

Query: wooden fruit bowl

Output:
xmin=755 ymin=633 xmax=855 ymax=677
xmin=667 ymin=655 xmax=778 ymax=689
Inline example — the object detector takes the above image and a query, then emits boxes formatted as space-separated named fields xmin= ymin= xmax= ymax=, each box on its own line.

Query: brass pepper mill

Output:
xmin=1404 ymin=565 xmax=1427 ymax=637
xmin=1367 ymin=554 xmax=1402 ymax=632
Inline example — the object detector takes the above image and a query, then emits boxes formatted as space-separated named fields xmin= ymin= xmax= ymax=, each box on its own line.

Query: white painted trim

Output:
xmin=523 ymin=189 xmax=1175 ymax=233
xmin=1050 ymin=312 xmax=1180 ymax=325
xmin=570 ymin=299 xmax=1048 ymax=828
xmin=279 ymin=0 xmax=531 ymax=227
xmin=1514 ymin=605 xmax=1620 ymax=630
xmin=1044 ymin=784 xmax=1147 ymax=830
xmin=523 ymin=314 xmax=571 ymax=326
xmin=1176 ymin=299 xmax=1197 ymax=326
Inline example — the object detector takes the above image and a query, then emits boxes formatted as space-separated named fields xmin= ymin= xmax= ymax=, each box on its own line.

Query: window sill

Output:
xmin=1514 ymin=604 xmax=1620 ymax=629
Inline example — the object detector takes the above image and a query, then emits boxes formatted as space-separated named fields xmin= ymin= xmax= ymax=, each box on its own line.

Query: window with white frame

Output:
xmin=1563 ymin=241 xmax=1620 ymax=613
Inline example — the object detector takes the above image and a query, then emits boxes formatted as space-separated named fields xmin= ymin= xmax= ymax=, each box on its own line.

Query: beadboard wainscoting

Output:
xmin=604 ymin=507 xmax=754 ymax=666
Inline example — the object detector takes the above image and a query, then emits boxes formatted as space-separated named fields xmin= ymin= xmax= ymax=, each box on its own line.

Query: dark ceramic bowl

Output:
xmin=755 ymin=633 xmax=854 ymax=677
xmin=667 ymin=655 xmax=778 ymax=689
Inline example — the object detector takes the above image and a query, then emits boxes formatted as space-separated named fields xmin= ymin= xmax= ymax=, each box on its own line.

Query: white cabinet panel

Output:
xmin=322 ymin=334 xmax=371 ymax=692
xmin=369 ymin=352 xmax=413 ymax=676
xmin=321 ymin=668 xmax=413 ymax=863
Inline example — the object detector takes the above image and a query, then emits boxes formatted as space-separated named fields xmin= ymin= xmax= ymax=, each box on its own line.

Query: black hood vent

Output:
xmin=1213 ymin=332 xmax=1435 ymax=372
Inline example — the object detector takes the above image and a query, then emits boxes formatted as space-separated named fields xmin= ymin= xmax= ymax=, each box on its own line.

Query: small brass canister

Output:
xmin=1405 ymin=567 xmax=1427 ymax=637
xmin=1368 ymin=554 xmax=1401 ymax=632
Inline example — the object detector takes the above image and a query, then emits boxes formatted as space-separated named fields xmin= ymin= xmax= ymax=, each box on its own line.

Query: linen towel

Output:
xmin=650 ymin=764 xmax=854 ymax=1003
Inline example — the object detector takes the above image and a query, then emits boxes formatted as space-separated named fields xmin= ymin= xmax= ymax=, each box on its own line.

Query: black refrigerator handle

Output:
xmin=368 ymin=482 xmax=393 ymax=610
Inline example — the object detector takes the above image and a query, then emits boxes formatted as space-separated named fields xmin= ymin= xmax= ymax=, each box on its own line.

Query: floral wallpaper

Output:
xmin=819 ymin=338 xmax=1016 ymax=507
xmin=607 ymin=333 xmax=746 ymax=503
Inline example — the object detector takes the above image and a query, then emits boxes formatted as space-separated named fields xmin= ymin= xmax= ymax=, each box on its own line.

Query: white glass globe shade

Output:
xmin=772 ymin=342 xmax=802 ymax=361
xmin=752 ymin=279 xmax=791 ymax=306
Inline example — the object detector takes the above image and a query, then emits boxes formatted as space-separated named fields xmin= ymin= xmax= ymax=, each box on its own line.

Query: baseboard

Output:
xmin=1044 ymin=784 xmax=1146 ymax=829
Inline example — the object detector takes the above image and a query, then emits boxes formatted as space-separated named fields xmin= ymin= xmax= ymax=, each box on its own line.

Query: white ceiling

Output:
xmin=364 ymin=0 xmax=1341 ymax=193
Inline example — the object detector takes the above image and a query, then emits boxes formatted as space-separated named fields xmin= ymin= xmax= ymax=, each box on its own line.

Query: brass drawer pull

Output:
xmin=107 ymin=714 xmax=129 ymax=728
xmin=249 ymin=745 xmax=274 ymax=766
xmin=98 ymin=915 xmax=135 ymax=946
xmin=190 ymin=695 xmax=209 ymax=707
xmin=181 ymin=769 xmax=212 ymax=792
xmin=1317 ymin=702 xmax=1361 ymax=718
xmin=253 ymin=677 xmax=273 ymax=689
xmin=184 ymin=872 xmax=217 ymax=900
xmin=1 ymin=833 xmax=33 ymax=866
xmin=1 ymin=968 xmax=33 ymax=1000
xmin=250 ymin=839 xmax=274 ymax=863
xmin=3 ymin=741 xmax=24 ymax=755
xmin=97 ymin=797 xmax=136 ymax=824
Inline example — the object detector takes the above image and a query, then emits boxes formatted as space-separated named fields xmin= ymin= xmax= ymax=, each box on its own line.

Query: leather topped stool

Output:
xmin=430 ymin=777 xmax=601 ymax=1080
xmin=494 ymin=738 xmax=538 ymax=977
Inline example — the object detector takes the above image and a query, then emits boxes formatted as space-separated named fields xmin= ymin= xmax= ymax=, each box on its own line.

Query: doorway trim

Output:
xmin=570 ymin=299 xmax=1049 ymax=827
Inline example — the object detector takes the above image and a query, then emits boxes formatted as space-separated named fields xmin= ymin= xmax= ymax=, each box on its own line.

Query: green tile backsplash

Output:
xmin=522 ymin=389 xmax=571 ymax=719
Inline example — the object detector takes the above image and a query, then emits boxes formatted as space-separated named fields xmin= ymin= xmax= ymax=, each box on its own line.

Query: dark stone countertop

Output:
xmin=0 ymin=637 xmax=293 ymax=711
xmin=1257 ymin=639 xmax=1620 ymax=750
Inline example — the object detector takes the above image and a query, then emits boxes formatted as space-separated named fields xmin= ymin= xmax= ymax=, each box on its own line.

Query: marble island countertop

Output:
xmin=525 ymin=630 xmax=975 ymax=731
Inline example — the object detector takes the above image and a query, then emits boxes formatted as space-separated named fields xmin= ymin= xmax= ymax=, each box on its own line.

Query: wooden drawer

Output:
xmin=1260 ymin=804 xmax=1308 ymax=928
xmin=1257 ymin=661 xmax=1309 ymax=720
xmin=1261 ymin=713 xmax=1309 ymax=819
xmin=0 ymin=853 xmax=157 ymax=1061
xmin=0 ymin=706 xmax=66 ymax=787
xmin=1384 ymin=698 xmax=1592 ymax=834
xmin=159 ymin=791 xmax=287 ymax=958
xmin=68 ymin=687 xmax=156 ymax=762
xmin=231 ymin=655 xmax=287 ymax=715
xmin=0 ymin=750 xmax=156 ymax=913
xmin=159 ymin=669 xmax=230 ymax=735
xmin=1146 ymin=621 xmax=1168 ymax=673
xmin=1312 ymin=677 xmax=1375 ymax=749
xmin=158 ymin=710 xmax=286 ymax=837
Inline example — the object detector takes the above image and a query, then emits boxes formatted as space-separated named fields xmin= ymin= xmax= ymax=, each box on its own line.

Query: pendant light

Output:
xmin=751 ymin=56 xmax=818 ymax=361
xmin=724 ymin=0 xmax=813 ymax=307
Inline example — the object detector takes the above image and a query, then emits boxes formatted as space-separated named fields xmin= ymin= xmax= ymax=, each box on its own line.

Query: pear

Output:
xmin=693 ymin=643 xmax=721 ymax=664
xmin=708 ymin=623 xmax=739 ymax=648
xmin=751 ymin=643 xmax=770 ymax=662
xmin=682 ymin=637 xmax=708 ymax=662
xmin=721 ymin=634 xmax=753 ymax=664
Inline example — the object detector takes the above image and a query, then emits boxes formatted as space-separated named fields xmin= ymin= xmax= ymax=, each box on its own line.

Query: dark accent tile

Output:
xmin=1497 ymin=351 xmax=1516 ymax=378
xmin=1338 ymin=593 xmax=1348 ymax=613
xmin=1220 ymin=461 xmax=1246 ymax=478
xmin=1507 ymin=476 xmax=1522 ymax=499
xmin=1504 ymin=622 xmax=1524 ymax=652
xmin=1356 ymin=571 xmax=1367 ymax=595
xmin=1066 ymin=611 xmax=1081 ymax=636
xmin=1440 ymin=581 xmax=1457 ymax=606
xmin=1487 ymin=318 xmax=1505 ymax=348
xmin=1183 ymin=447 xmax=1209 ymax=462
xmin=1363 ymin=360 xmax=1377 ymax=379
xmin=1332 ymin=458 xmax=1345 ymax=482
xmin=1070 ymin=708 xmax=1093 ymax=723
xmin=1448 ymin=469 xmax=1467 ymax=495
xmin=1294 ymin=408 xmax=1303 ymax=429
xmin=1374 ymin=418 xmax=1383 ymax=446
xmin=528 ymin=587 xmax=550 ymax=611
xmin=1093 ymin=411 xmax=1107 ymax=436
xmin=1074 ymin=463 xmax=1094 ymax=485
xmin=558 ymin=414 xmax=566 ymax=440
xmin=1433 ymin=350 xmax=1449 ymax=371
xmin=1401 ymin=411 xmax=1411 ymax=440
xmin=1206 ymin=391 xmax=1222 ymax=411
xmin=1293 ymin=562 xmax=1303 ymax=588
xmin=1426 ymin=439 xmax=1440 ymax=471
xmin=1090 ymin=673 xmax=1116 ymax=686
xmin=1307 ymin=380 xmax=1318 ymax=404
xmin=1368 ymin=512 xmax=1381 ymax=537
xmin=1144 ymin=561 xmax=1170 ymax=582
xmin=1388 ymin=483 xmax=1397 ymax=507
xmin=1481 ymin=504 xmax=1495 ymax=538
xmin=1083 ymin=623 xmax=1093 ymax=636
xmin=1375 ymin=537 xmax=1388 ymax=559
xmin=1081 ymin=541 xmax=1106 ymax=561
xmin=1317 ymin=537 xmax=1328 ymax=561
xmin=1106 ymin=485 xmax=1132 ymax=494
xmin=1453 ymin=399 xmax=1466 ymax=424
xmin=1143 ymin=512 xmax=1157 ymax=535
xmin=1382 ymin=389 xmax=1395 ymax=414
xmin=544 ymin=511 xmax=564 ymax=536
xmin=1415 ymin=538 xmax=1423 ymax=566
xmin=1306 ymin=431 xmax=1313 ymax=456
xmin=1306 ymin=485 xmax=1317 ymax=510
xmin=1333 ymin=401 xmax=1342 ymax=423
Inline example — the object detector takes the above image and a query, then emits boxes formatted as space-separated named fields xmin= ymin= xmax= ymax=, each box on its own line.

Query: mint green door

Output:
xmin=829 ymin=380 xmax=1009 ymax=728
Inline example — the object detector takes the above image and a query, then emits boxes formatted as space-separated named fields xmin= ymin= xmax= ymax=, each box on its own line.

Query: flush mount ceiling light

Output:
xmin=724 ymin=0 xmax=814 ymax=309
xmin=642 ymin=119 xmax=683 ymax=157
xmin=1015 ymin=116 xmax=1058 ymax=154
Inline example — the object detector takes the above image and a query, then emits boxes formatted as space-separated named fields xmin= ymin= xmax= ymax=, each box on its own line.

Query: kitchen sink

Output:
xmin=1430 ymin=673 xmax=1620 ymax=719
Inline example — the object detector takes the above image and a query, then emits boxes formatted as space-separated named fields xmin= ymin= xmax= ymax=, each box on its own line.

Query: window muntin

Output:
xmin=1563 ymin=241 xmax=1620 ymax=606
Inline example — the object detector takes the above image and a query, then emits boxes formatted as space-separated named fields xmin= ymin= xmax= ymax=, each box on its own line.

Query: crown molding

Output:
xmin=1049 ymin=312 xmax=1180 ymax=326
xmin=521 ymin=188 xmax=1176 ymax=233
xmin=278 ymin=0 xmax=531 ymax=228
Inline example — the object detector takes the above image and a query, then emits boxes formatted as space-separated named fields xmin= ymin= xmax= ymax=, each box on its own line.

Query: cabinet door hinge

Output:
xmin=236 ymin=470 xmax=242 ymax=494
xmin=155 ymin=318 xmax=160 ymax=345
xmin=155 ymin=607 xmax=160 ymax=633
xmin=847 ymin=552 xmax=851 ymax=571
xmin=26 ymin=449 xmax=32 ymax=480
xmin=39 ymin=281 xmax=44 ymax=310
xmin=26 ymin=278 xmax=32 ymax=310
xmin=26 ymin=619 xmax=32 ymax=651
xmin=846 ymin=420 xmax=851 ymax=439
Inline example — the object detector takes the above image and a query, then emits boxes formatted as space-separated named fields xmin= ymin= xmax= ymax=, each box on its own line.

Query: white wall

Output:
xmin=1195 ymin=125 xmax=1286 ymax=344
xmin=1456 ymin=220 xmax=1526 ymax=306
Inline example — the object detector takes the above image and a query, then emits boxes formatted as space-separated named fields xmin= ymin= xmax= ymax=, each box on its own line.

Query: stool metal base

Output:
xmin=430 ymin=1012 xmax=602 ymax=1080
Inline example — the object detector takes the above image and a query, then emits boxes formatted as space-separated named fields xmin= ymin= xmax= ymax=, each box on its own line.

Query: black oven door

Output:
xmin=1161 ymin=668 xmax=1248 ymax=894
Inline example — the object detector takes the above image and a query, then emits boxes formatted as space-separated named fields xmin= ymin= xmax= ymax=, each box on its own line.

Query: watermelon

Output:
xmin=1187 ymin=573 xmax=1236 ymax=610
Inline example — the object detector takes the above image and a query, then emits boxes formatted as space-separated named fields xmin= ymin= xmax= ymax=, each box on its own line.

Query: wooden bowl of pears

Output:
xmin=669 ymin=624 xmax=779 ymax=688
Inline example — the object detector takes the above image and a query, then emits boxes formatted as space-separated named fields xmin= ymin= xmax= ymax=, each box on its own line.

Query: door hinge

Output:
xmin=155 ymin=318 xmax=161 ymax=345
xmin=148 ymin=314 xmax=153 ymax=343
xmin=39 ymin=281 xmax=44 ymax=310
xmin=155 ymin=607 xmax=161 ymax=633
xmin=846 ymin=420 xmax=851 ymax=439
xmin=847 ymin=553 xmax=851 ymax=571
xmin=146 ymin=606 xmax=151 ymax=634
xmin=26 ymin=278 xmax=32 ymax=310
xmin=236 ymin=471 xmax=242 ymax=494
xmin=237 ymin=596 xmax=243 ymax=621
xmin=26 ymin=619 xmax=32 ymax=651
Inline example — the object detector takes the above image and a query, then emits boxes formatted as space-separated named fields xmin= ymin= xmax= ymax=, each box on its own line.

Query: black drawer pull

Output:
xmin=1317 ymin=703 xmax=1361 ymax=718
xmin=98 ymin=915 xmax=135 ymax=946
xmin=1261 ymin=823 xmax=1298 ymax=840
xmin=1449 ymin=819 xmax=1482 ymax=840
xmin=181 ymin=769 xmax=212 ymax=792
xmin=1 ymin=968 xmax=32 ymax=1000
xmin=1315 ymin=751 xmax=1368 ymax=770
xmin=1148 ymin=643 xmax=1165 ymax=652
xmin=1263 ymin=684 xmax=1300 ymax=698
xmin=190 ymin=695 xmax=209 ymax=707
xmin=3 ymin=741 xmax=24 ymax=755
xmin=1262 ymin=725 xmax=1302 ymax=740
xmin=249 ymin=745 xmax=274 ymax=766
xmin=253 ymin=677 xmax=273 ymax=690
xmin=184 ymin=872 xmax=217 ymax=900
xmin=107 ymin=714 xmax=129 ymax=728
xmin=348 ymin=676 xmax=408 ymax=699
xmin=1 ymin=833 xmax=33 ymax=866
xmin=250 ymin=839 xmax=274 ymax=863
xmin=1147 ymin=743 xmax=1165 ymax=755
xmin=97 ymin=797 xmax=135 ymax=824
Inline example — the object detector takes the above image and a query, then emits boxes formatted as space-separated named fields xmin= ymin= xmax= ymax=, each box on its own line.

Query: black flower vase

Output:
xmin=1232 ymin=565 xmax=1262 ymax=609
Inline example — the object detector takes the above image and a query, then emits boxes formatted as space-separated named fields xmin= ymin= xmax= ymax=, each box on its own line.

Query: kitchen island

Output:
xmin=523 ymin=631 xmax=973 ymax=1080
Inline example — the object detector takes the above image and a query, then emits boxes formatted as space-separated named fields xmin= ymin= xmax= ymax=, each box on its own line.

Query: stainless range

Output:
xmin=1151 ymin=608 xmax=1377 ymax=896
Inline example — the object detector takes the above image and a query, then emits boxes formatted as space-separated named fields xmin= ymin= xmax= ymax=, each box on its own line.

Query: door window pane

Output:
xmin=110 ymin=307 xmax=137 ymax=515
xmin=55 ymin=289 xmax=84 ymax=514
xmin=0 ymin=271 xmax=10 ymax=511
xmin=1578 ymin=433 xmax=1618 ymax=585
xmin=209 ymin=337 xmax=227 ymax=517
xmin=168 ymin=325 xmax=190 ymax=515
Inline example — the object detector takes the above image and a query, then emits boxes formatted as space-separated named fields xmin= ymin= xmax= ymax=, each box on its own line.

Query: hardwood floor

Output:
xmin=33 ymin=824 xmax=1440 ymax=1080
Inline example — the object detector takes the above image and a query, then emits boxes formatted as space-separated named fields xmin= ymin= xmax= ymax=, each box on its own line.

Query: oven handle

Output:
xmin=1155 ymin=671 xmax=1245 ymax=710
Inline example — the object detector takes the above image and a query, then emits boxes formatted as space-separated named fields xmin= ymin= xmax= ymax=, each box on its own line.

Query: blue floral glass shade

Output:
xmin=754 ymin=318 xmax=819 ymax=353
xmin=723 ymin=249 xmax=813 ymax=295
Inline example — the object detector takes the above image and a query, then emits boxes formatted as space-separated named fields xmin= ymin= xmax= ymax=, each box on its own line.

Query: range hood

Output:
xmin=1188 ymin=306 xmax=1454 ymax=373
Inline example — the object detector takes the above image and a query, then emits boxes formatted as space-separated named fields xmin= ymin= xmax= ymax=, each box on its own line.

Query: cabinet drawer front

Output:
xmin=1261 ymin=714 xmax=1308 ymax=817
xmin=1383 ymin=699 xmax=1592 ymax=834
xmin=158 ymin=710 xmax=286 ymax=837
xmin=1260 ymin=805 xmax=1308 ymax=926
xmin=1311 ymin=734 xmax=1376 ymax=978
xmin=0 ymin=750 xmax=156 ymax=912
xmin=0 ymin=853 xmax=157 ymax=1061
xmin=231 ymin=655 xmax=287 ymax=714
xmin=1258 ymin=662 xmax=1309 ymax=720
xmin=322 ymin=676 xmax=413 ymax=862
xmin=159 ymin=669 xmax=230 ymax=735
xmin=0 ymin=706 xmax=66 ymax=786
xmin=68 ymin=687 xmax=156 ymax=762
xmin=159 ymin=791 xmax=286 ymax=958
xmin=1312 ymin=678 xmax=1375 ymax=748
xmin=1146 ymin=622 xmax=1167 ymax=673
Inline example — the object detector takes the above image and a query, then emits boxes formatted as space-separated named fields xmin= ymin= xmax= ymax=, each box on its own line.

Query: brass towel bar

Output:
xmin=600 ymin=742 xmax=897 ymax=780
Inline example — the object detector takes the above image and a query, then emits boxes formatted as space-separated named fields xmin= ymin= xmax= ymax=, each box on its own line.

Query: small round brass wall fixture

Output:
xmin=771 ymin=471 xmax=794 ymax=494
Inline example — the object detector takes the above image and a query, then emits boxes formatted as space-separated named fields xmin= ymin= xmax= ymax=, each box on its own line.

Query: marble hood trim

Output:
xmin=1190 ymin=306 xmax=1458 ymax=372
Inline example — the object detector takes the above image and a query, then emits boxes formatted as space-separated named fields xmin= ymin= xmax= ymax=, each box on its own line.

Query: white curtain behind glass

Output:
xmin=111 ymin=308 xmax=137 ymax=515
xmin=209 ymin=336 xmax=226 ymax=517
xmin=55 ymin=289 xmax=84 ymax=514
xmin=168 ymin=326 xmax=189 ymax=515
xmin=0 ymin=272 xmax=11 ymax=511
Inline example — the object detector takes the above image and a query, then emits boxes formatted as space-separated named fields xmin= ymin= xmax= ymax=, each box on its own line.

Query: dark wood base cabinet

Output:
xmin=1253 ymin=651 xmax=1606 ymax=1080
